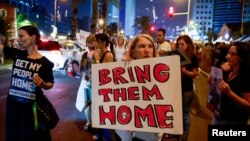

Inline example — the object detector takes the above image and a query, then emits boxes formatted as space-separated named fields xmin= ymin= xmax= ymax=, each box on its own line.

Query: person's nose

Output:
xmin=144 ymin=46 xmax=150 ymax=53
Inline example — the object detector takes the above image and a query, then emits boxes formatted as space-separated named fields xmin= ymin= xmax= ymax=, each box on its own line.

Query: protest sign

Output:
xmin=207 ymin=66 xmax=223 ymax=114
xmin=8 ymin=58 xmax=41 ymax=102
xmin=92 ymin=55 xmax=183 ymax=134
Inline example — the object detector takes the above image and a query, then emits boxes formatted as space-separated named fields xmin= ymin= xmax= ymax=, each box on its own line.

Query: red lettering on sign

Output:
xmin=117 ymin=105 xmax=132 ymax=125
xmin=99 ymin=106 xmax=115 ymax=125
xmin=98 ymin=104 xmax=174 ymax=128
xmin=98 ymin=64 xmax=170 ymax=86
xmin=113 ymin=67 xmax=129 ymax=84
xmin=154 ymin=63 xmax=169 ymax=82
xmin=142 ymin=85 xmax=164 ymax=100
xmin=99 ymin=69 xmax=111 ymax=86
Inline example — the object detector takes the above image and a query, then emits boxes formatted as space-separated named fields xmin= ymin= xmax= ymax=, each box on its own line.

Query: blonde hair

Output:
xmin=128 ymin=34 xmax=157 ymax=59
xmin=86 ymin=34 xmax=96 ymax=44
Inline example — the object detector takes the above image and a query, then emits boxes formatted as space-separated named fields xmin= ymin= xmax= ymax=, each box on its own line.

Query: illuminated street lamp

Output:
xmin=98 ymin=18 xmax=104 ymax=33
xmin=169 ymin=0 xmax=191 ymax=32
xmin=98 ymin=18 xmax=104 ymax=26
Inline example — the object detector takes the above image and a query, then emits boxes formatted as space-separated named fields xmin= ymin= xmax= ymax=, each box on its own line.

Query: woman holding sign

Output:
xmin=115 ymin=34 xmax=159 ymax=141
xmin=212 ymin=42 xmax=250 ymax=125
xmin=92 ymin=33 xmax=117 ymax=141
xmin=175 ymin=35 xmax=199 ymax=141
xmin=5 ymin=26 xmax=55 ymax=141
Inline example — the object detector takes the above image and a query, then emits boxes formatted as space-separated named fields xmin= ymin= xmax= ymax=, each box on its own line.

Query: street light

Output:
xmin=54 ymin=0 xmax=57 ymax=27
xmin=169 ymin=0 xmax=191 ymax=31
xmin=98 ymin=18 xmax=104 ymax=33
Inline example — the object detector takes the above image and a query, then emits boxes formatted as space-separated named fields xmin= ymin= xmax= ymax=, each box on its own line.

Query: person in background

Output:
xmin=200 ymin=43 xmax=213 ymax=72
xmin=5 ymin=25 xmax=54 ymax=141
xmin=116 ymin=34 xmax=159 ymax=141
xmin=212 ymin=42 xmax=229 ymax=68
xmin=0 ymin=37 xmax=4 ymax=64
xmin=156 ymin=28 xmax=172 ymax=56
xmin=212 ymin=42 xmax=250 ymax=125
xmin=92 ymin=33 xmax=116 ymax=141
xmin=175 ymin=35 xmax=199 ymax=141
xmin=114 ymin=35 xmax=127 ymax=61
xmin=93 ymin=33 xmax=115 ymax=63
xmin=78 ymin=34 xmax=96 ymax=131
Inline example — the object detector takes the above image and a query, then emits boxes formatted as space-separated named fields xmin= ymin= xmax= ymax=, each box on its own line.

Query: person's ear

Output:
xmin=31 ymin=35 xmax=36 ymax=43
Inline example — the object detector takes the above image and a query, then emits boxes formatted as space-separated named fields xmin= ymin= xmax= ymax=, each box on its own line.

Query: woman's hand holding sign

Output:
xmin=33 ymin=75 xmax=53 ymax=90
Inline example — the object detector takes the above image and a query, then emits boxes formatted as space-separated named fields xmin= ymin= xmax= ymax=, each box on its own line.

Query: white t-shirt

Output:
xmin=157 ymin=41 xmax=172 ymax=53
xmin=115 ymin=46 xmax=126 ymax=61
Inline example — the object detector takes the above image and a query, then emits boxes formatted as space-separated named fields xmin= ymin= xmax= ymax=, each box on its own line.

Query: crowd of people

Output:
xmin=3 ymin=24 xmax=250 ymax=141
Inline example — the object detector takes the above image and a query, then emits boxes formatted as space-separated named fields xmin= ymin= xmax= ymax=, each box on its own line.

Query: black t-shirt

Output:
xmin=181 ymin=55 xmax=199 ymax=92
xmin=8 ymin=51 xmax=54 ymax=103
xmin=219 ymin=73 xmax=250 ymax=122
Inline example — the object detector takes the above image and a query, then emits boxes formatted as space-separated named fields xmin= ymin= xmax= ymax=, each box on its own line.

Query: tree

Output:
xmin=242 ymin=21 xmax=250 ymax=35
xmin=133 ymin=16 xmax=152 ymax=34
xmin=91 ymin=0 xmax=120 ymax=34
xmin=102 ymin=0 xmax=107 ymax=29
xmin=0 ymin=16 xmax=9 ymax=37
xmin=72 ymin=0 xmax=120 ymax=34
xmin=106 ymin=22 xmax=118 ymax=36
xmin=91 ymin=0 xmax=98 ymax=34
xmin=71 ymin=0 xmax=85 ymax=39
xmin=206 ymin=27 xmax=217 ymax=43
xmin=239 ymin=0 xmax=250 ymax=35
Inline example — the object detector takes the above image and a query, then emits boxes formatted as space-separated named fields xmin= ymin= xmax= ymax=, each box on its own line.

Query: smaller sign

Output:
xmin=207 ymin=66 xmax=223 ymax=114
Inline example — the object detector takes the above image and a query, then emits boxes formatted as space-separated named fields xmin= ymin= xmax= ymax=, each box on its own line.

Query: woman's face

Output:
xmin=118 ymin=37 xmax=125 ymax=46
xmin=95 ymin=39 xmax=105 ymax=51
xmin=226 ymin=45 xmax=240 ymax=67
xmin=132 ymin=37 xmax=154 ymax=59
xmin=17 ymin=29 xmax=35 ymax=49
xmin=87 ymin=41 xmax=96 ymax=50
xmin=177 ymin=39 xmax=188 ymax=52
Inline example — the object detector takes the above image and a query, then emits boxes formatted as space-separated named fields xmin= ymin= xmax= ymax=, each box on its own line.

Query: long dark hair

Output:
xmin=176 ymin=35 xmax=195 ymax=58
xmin=18 ymin=26 xmax=42 ymax=46
xmin=95 ymin=33 xmax=110 ymax=47
xmin=95 ymin=33 xmax=116 ymax=61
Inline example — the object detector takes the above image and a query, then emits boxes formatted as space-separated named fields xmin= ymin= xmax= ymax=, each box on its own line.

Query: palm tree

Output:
xmin=206 ymin=27 xmax=217 ymax=43
xmin=71 ymin=0 xmax=85 ymax=39
xmin=91 ymin=0 xmax=120 ymax=34
xmin=0 ymin=16 xmax=9 ymax=38
xmin=239 ymin=0 xmax=250 ymax=35
xmin=133 ymin=16 xmax=152 ymax=34
xmin=72 ymin=0 xmax=120 ymax=34
xmin=90 ymin=0 xmax=98 ymax=34
xmin=106 ymin=22 xmax=118 ymax=35
xmin=102 ymin=0 xmax=107 ymax=29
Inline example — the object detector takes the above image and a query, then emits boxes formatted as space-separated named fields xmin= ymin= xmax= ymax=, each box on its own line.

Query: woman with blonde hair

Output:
xmin=114 ymin=35 xmax=127 ymax=61
xmin=116 ymin=34 xmax=159 ymax=141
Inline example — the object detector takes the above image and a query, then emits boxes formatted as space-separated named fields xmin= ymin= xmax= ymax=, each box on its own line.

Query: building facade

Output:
xmin=212 ymin=0 xmax=242 ymax=34
xmin=191 ymin=0 xmax=214 ymax=40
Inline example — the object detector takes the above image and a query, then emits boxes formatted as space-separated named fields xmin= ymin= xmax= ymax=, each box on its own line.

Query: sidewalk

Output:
xmin=188 ymin=70 xmax=214 ymax=141
xmin=0 ymin=59 xmax=13 ymax=72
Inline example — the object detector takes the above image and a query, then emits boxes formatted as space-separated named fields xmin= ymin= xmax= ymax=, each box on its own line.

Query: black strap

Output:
xmin=99 ymin=51 xmax=110 ymax=63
